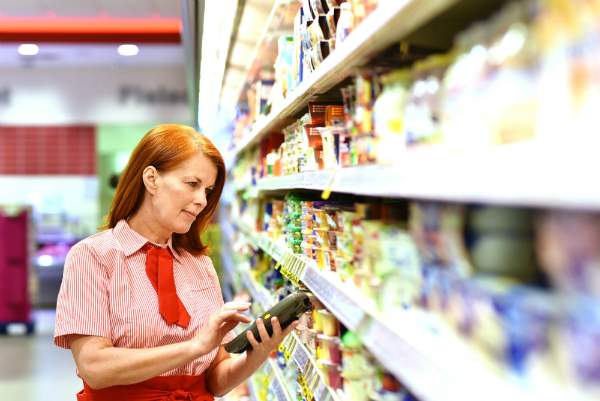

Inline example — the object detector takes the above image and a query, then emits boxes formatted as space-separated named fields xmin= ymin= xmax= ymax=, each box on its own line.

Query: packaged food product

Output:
xmin=373 ymin=69 xmax=410 ymax=164
xmin=317 ymin=309 xmax=340 ymax=336
xmin=404 ymin=55 xmax=451 ymax=146
xmin=535 ymin=211 xmax=600 ymax=297
xmin=319 ymin=359 xmax=343 ymax=389
xmin=558 ymin=297 xmax=600 ymax=387
xmin=410 ymin=202 xmax=473 ymax=277
xmin=468 ymin=207 xmax=537 ymax=282
xmin=317 ymin=334 xmax=342 ymax=364
xmin=336 ymin=2 xmax=354 ymax=44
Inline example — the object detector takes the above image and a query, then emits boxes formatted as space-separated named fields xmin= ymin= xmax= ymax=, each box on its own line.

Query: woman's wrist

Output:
xmin=245 ymin=348 xmax=270 ymax=366
xmin=187 ymin=338 xmax=207 ymax=359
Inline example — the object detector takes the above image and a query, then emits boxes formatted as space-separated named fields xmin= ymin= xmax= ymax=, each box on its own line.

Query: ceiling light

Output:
xmin=18 ymin=44 xmax=39 ymax=56
xmin=118 ymin=44 xmax=139 ymax=56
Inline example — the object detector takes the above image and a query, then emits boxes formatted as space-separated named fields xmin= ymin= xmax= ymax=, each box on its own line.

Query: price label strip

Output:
xmin=272 ymin=373 xmax=289 ymax=401
xmin=293 ymin=342 xmax=310 ymax=374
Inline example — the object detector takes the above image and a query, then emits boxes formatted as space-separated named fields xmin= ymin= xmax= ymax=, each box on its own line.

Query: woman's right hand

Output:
xmin=192 ymin=302 xmax=252 ymax=356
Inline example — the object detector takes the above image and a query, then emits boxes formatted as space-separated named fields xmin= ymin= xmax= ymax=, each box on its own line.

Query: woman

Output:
xmin=54 ymin=124 xmax=297 ymax=400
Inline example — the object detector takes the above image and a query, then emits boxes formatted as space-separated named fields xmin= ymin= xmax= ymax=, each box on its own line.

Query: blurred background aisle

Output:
xmin=0 ymin=1 xmax=191 ymax=399
xmin=0 ymin=310 xmax=80 ymax=400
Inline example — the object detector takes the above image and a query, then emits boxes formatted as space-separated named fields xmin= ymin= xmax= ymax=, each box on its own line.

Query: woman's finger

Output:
xmin=226 ymin=312 xmax=251 ymax=324
xmin=220 ymin=319 xmax=241 ymax=334
xmin=246 ymin=329 xmax=259 ymax=350
xmin=256 ymin=318 xmax=270 ymax=342
xmin=215 ymin=308 xmax=239 ymax=323
xmin=271 ymin=317 xmax=282 ymax=338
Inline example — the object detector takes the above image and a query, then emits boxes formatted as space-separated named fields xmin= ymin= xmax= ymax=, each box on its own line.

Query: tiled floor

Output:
xmin=0 ymin=309 xmax=81 ymax=401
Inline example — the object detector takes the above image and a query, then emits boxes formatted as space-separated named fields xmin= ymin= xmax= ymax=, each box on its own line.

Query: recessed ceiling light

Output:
xmin=118 ymin=44 xmax=139 ymax=56
xmin=18 ymin=44 xmax=39 ymax=56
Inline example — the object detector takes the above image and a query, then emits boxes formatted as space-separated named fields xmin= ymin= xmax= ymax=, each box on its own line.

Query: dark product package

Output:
xmin=224 ymin=292 xmax=312 ymax=353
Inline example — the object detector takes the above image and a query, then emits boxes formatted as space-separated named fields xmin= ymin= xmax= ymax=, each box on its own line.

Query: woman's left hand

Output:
xmin=245 ymin=317 xmax=299 ymax=359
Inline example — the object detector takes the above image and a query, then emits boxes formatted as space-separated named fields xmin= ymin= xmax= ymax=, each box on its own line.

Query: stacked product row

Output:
xmin=229 ymin=193 xmax=600 ymax=395
xmin=234 ymin=246 xmax=419 ymax=401
xmin=233 ymin=0 xmax=382 ymax=148
xmin=233 ymin=0 xmax=600 ymax=178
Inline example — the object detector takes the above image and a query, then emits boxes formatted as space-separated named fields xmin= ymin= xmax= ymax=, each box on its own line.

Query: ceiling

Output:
xmin=0 ymin=0 xmax=179 ymax=18
xmin=0 ymin=0 xmax=183 ymax=67
xmin=0 ymin=44 xmax=184 ymax=67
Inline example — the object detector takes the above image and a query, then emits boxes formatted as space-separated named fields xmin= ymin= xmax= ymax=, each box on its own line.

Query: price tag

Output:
xmin=302 ymin=383 xmax=312 ymax=401
xmin=281 ymin=253 xmax=291 ymax=274
xmin=306 ymin=372 xmax=320 ymax=401
xmin=303 ymin=363 xmax=317 ymax=389
xmin=293 ymin=345 xmax=309 ymax=374
xmin=290 ymin=256 xmax=300 ymax=277
xmin=273 ymin=378 xmax=287 ymax=401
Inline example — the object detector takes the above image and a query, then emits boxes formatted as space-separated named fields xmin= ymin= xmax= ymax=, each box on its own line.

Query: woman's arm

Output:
xmin=70 ymin=335 xmax=201 ymax=389
xmin=70 ymin=302 xmax=251 ymax=389
xmin=206 ymin=317 xmax=298 ymax=396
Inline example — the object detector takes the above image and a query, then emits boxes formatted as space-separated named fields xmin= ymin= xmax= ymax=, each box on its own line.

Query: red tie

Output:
xmin=144 ymin=244 xmax=190 ymax=328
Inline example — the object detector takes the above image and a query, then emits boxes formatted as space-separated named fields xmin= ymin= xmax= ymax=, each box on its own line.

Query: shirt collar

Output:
xmin=113 ymin=219 xmax=181 ymax=261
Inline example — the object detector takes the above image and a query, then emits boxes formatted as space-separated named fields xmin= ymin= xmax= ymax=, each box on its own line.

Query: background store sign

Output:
xmin=0 ymin=66 xmax=190 ymax=124
xmin=119 ymin=85 xmax=187 ymax=105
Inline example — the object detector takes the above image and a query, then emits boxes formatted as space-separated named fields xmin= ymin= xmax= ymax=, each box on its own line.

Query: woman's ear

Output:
xmin=142 ymin=166 xmax=159 ymax=195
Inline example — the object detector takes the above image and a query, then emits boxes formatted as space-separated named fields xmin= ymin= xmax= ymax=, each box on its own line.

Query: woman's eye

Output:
xmin=187 ymin=182 xmax=198 ymax=188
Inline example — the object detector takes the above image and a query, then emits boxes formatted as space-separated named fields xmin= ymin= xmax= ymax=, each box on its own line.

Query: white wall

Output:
xmin=0 ymin=65 xmax=191 ymax=125
xmin=0 ymin=176 xmax=99 ymax=238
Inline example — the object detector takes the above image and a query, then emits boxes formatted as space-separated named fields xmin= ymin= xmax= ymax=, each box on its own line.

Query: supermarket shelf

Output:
xmin=231 ymin=0 xmax=461 ymax=159
xmin=287 ymin=332 xmax=344 ymax=401
xmin=237 ymin=222 xmax=389 ymax=370
xmin=266 ymin=359 xmax=294 ymax=401
xmin=239 ymin=262 xmax=344 ymax=401
xmin=248 ymin=144 xmax=600 ymax=210
xmin=235 ymin=221 xmax=594 ymax=401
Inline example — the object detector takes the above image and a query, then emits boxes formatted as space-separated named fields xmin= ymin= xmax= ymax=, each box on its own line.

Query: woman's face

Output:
xmin=151 ymin=151 xmax=218 ymax=235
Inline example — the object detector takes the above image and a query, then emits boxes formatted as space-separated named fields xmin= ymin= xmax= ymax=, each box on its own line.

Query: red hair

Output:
xmin=105 ymin=124 xmax=225 ymax=255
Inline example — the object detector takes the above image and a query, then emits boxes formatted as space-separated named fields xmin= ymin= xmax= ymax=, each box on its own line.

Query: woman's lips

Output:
xmin=183 ymin=210 xmax=197 ymax=219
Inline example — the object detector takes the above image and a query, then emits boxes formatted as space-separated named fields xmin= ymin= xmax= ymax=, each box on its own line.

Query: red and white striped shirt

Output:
xmin=54 ymin=219 xmax=233 ymax=376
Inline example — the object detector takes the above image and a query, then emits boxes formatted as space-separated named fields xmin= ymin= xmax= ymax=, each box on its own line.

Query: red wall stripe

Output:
xmin=0 ymin=126 xmax=96 ymax=175
xmin=0 ymin=17 xmax=181 ymax=43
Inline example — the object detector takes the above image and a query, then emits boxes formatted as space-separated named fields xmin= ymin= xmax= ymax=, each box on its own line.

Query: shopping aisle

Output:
xmin=196 ymin=1 xmax=600 ymax=401
xmin=0 ymin=310 xmax=81 ymax=401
